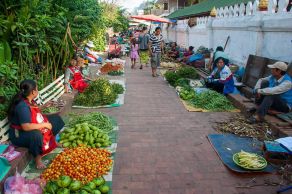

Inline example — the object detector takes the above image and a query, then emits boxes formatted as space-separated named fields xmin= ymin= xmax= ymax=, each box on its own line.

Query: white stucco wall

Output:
xmin=165 ymin=1 xmax=292 ymax=67
xmin=188 ymin=28 xmax=209 ymax=51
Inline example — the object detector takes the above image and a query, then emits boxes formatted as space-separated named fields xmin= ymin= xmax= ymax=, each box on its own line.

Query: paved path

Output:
xmin=71 ymin=59 xmax=281 ymax=194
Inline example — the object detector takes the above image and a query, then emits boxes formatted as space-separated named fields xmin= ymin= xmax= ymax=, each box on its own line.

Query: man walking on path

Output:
xmin=149 ymin=27 xmax=164 ymax=77
xmin=138 ymin=26 xmax=150 ymax=69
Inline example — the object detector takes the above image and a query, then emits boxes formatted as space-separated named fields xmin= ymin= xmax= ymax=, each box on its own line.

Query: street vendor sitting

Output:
xmin=205 ymin=51 xmax=235 ymax=95
xmin=178 ymin=46 xmax=194 ymax=62
xmin=83 ymin=41 xmax=102 ymax=64
xmin=248 ymin=62 xmax=292 ymax=123
xmin=77 ymin=57 xmax=94 ymax=82
xmin=208 ymin=46 xmax=224 ymax=72
xmin=167 ymin=42 xmax=180 ymax=59
xmin=8 ymin=79 xmax=64 ymax=169
xmin=64 ymin=58 xmax=89 ymax=93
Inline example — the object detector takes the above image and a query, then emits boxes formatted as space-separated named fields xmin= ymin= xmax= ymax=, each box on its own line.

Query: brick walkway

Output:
xmin=71 ymin=59 xmax=282 ymax=194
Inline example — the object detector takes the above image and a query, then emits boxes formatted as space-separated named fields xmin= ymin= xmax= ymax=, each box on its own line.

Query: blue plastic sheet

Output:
xmin=207 ymin=134 xmax=275 ymax=173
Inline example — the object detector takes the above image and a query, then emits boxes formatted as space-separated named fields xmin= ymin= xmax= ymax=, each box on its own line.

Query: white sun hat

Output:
xmin=86 ymin=41 xmax=95 ymax=48
xmin=268 ymin=61 xmax=288 ymax=72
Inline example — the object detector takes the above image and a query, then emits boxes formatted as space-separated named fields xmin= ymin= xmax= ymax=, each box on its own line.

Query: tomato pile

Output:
xmin=42 ymin=147 xmax=113 ymax=184
xmin=100 ymin=63 xmax=123 ymax=74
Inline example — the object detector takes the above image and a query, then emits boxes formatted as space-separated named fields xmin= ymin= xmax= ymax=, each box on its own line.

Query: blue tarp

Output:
xmin=207 ymin=134 xmax=275 ymax=173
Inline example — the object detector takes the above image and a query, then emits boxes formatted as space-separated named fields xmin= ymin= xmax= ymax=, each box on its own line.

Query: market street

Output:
xmin=71 ymin=59 xmax=281 ymax=194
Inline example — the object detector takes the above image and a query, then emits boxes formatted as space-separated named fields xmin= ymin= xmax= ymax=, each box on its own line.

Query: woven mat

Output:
xmin=180 ymin=99 xmax=240 ymax=113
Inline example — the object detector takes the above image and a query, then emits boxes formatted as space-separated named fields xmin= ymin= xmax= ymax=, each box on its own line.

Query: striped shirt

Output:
xmin=149 ymin=34 xmax=163 ymax=53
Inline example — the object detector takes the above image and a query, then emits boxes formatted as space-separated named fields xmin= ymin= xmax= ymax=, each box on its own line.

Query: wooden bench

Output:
xmin=0 ymin=74 xmax=65 ymax=142
xmin=0 ymin=75 xmax=65 ymax=191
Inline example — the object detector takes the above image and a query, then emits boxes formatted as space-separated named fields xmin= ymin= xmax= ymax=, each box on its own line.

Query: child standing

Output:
xmin=130 ymin=38 xmax=139 ymax=69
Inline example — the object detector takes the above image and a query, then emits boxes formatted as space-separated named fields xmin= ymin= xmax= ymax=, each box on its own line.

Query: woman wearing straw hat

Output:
xmin=83 ymin=41 xmax=102 ymax=64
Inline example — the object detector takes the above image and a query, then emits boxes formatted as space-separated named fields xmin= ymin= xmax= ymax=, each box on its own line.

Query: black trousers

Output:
xmin=206 ymin=82 xmax=224 ymax=94
xmin=256 ymin=81 xmax=290 ymax=117
xmin=9 ymin=115 xmax=64 ymax=157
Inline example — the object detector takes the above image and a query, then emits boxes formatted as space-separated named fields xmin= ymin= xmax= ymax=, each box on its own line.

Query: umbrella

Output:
xmin=130 ymin=15 xmax=172 ymax=24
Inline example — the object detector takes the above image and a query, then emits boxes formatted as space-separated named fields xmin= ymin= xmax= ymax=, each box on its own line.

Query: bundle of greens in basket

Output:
xmin=74 ymin=78 xmax=124 ymax=106
xmin=164 ymin=67 xmax=199 ymax=87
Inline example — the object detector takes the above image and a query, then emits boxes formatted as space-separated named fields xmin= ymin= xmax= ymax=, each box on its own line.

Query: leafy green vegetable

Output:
xmin=42 ymin=106 xmax=60 ymax=114
xmin=111 ymin=83 xmax=124 ymax=94
xmin=108 ymin=70 xmax=123 ymax=76
xmin=179 ymin=87 xmax=196 ymax=100
xmin=176 ymin=67 xmax=199 ymax=79
xmin=164 ymin=67 xmax=199 ymax=87
xmin=175 ymin=78 xmax=190 ymax=88
xmin=164 ymin=71 xmax=181 ymax=86
xmin=188 ymin=90 xmax=235 ymax=111
xmin=74 ymin=78 xmax=118 ymax=106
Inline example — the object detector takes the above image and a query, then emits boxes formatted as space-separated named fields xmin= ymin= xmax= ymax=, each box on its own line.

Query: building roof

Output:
xmin=168 ymin=0 xmax=253 ymax=19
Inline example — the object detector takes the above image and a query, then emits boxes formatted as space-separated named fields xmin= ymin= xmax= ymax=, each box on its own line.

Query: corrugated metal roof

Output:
xmin=168 ymin=0 xmax=253 ymax=19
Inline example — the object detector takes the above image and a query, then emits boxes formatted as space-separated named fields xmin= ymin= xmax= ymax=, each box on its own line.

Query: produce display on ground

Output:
xmin=44 ymin=175 xmax=110 ymax=194
xmin=108 ymin=70 xmax=123 ymax=76
xmin=60 ymin=122 xmax=112 ymax=148
xmin=41 ymin=107 xmax=60 ymax=114
xmin=161 ymin=55 xmax=176 ymax=63
xmin=164 ymin=67 xmax=199 ymax=87
xmin=178 ymin=87 xmax=235 ymax=111
xmin=66 ymin=112 xmax=114 ymax=133
xmin=215 ymin=115 xmax=275 ymax=141
xmin=233 ymin=150 xmax=267 ymax=170
xmin=160 ymin=62 xmax=182 ymax=69
xmin=74 ymin=78 xmax=123 ymax=106
xmin=100 ymin=63 xmax=123 ymax=74
xmin=187 ymin=90 xmax=235 ymax=111
xmin=111 ymin=83 xmax=124 ymax=94
xmin=41 ymin=147 xmax=112 ymax=184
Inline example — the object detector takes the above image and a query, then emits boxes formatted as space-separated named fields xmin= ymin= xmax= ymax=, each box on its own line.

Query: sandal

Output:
xmin=246 ymin=116 xmax=260 ymax=124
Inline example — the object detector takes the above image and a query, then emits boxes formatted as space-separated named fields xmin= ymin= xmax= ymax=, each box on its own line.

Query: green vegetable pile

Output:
xmin=108 ymin=70 xmax=123 ymax=76
xmin=44 ymin=175 xmax=110 ymax=194
xmin=175 ymin=78 xmax=190 ymax=88
xmin=176 ymin=67 xmax=199 ymax=79
xmin=179 ymin=87 xmax=196 ymax=101
xmin=188 ymin=90 xmax=235 ymax=111
xmin=67 ymin=112 xmax=114 ymax=133
xmin=111 ymin=83 xmax=124 ymax=94
xmin=42 ymin=106 xmax=60 ymax=114
xmin=60 ymin=122 xmax=112 ymax=148
xmin=164 ymin=71 xmax=181 ymax=86
xmin=164 ymin=67 xmax=199 ymax=87
xmin=74 ymin=78 xmax=123 ymax=106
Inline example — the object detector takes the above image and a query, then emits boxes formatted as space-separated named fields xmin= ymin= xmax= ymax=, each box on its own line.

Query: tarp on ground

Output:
xmin=207 ymin=134 xmax=275 ymax=173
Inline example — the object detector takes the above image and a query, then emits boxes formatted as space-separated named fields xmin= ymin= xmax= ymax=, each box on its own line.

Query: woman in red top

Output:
xmin=64 ymin=58 xmax=89 ymax=93
xmin=8 ymin=80 xmax=64 ymax=169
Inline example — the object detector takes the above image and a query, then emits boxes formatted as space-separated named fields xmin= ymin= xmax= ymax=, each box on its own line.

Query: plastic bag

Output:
xmin=0 ymin=145 xmax=21 ymax=162
xmin=4 ymin=171 xmax=44 ymax=194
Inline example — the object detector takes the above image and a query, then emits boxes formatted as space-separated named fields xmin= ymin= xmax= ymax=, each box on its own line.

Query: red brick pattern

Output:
xmin=70 ymin=60 xmax=282 ymax=194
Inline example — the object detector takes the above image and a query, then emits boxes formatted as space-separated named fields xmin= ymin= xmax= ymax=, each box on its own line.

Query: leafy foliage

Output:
xmin=0 ymin=0 xmax=129 ymax=119
xmin=74 ymin=78 xmax=118 ymax=106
